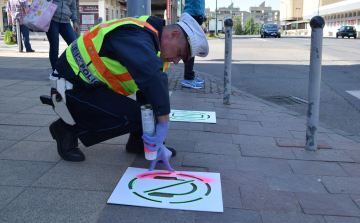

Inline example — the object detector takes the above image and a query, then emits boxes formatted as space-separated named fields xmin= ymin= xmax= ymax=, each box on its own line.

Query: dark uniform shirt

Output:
xmin=56 ymin=16 xmax=170 ymax=117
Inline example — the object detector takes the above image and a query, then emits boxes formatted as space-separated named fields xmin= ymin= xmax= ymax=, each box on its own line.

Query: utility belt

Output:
xmin=40 ymin=73 xmax=76 ymax=125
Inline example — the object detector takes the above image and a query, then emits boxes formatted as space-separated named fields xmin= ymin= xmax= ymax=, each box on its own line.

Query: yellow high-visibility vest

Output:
xmin=66 ymin=16 xmax=170 ymax=96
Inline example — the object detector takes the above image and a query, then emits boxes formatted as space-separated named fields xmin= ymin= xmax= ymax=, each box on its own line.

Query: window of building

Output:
xmin=358 ymin=19 xmax=360 ymax=26
xmin=349 ymin=12 xmax=352 ymax=17
xmin=341 ymin=14 xmax=344 ymax=18
xmin=341 ymin=21 xmax=343 ymax=26
xmin=345 ymin=13 xmax=348 ymax=18
xmin=338 ymin=14 xmax=340 ymax=19
xmin=345 ymin=21 xmax=348 ymax=25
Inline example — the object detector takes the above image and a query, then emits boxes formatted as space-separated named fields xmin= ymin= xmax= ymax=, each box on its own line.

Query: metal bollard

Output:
xmin=16 ymin=19 xmax=21 ymax=52
xmin=127 ymin=0 xmax=151 ymax=17
xmin=223 ymin=19 xmax=233 ymax=105
xmin=306 ymin=16 xmax=325 ymax=151
xmin=98 ymin=17 xmax=103 ymax=24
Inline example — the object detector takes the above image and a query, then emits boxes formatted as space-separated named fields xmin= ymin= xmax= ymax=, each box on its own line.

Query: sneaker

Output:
xmin=194 ymin=77 xmax=204 ymax=84
xmin=182 ymin=79 xmax=204 ymax=89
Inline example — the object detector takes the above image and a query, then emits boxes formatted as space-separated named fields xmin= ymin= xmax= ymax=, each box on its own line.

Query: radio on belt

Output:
xmin=141 ymin=104 xmax=157 ymax=160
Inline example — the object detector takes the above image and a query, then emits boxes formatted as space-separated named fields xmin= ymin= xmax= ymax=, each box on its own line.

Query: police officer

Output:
xmin=48 ymin=13 xmax=209 ymax=171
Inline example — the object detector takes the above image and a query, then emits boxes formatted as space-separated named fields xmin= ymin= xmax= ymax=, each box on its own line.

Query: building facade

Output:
xmin=281 ymin=0 xmax=360 ymax=35
xmin=249 ymin=1 xmax=280 ymax=26
xmin=1 ymin=0 xmax=181 ymax=34
xmin=205 ymin=1 xmax=279 ymax=32
xmin=240 ymin=11 xmax=250 ymax=29
xmin=205 ymin=4 xmax=241 ymax=21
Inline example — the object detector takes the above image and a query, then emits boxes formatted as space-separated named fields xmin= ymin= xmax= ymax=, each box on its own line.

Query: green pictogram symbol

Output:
xmin=129 ymin=173 xmax=212 ymax=204
xmin=170 ymin=111 xmax=211 ymax=121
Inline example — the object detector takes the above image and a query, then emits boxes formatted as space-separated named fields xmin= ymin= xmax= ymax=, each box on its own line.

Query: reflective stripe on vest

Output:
xmin=66 ymin=16 xmax=170 ymax=96
xmin=70 ymin=41 xmax=102 ymax=85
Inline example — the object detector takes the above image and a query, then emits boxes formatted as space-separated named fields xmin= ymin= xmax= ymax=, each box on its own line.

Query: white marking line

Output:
xmin=252 ymin=38 xmax=267 ymax=41
xmin=291 ymin=38 xmax=309 ymax=41
xmin=346 ymin=91 xmax=360 ymax=99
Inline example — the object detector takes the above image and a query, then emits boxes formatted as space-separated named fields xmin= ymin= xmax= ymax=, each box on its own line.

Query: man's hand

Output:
xmin=8 ymin=16 xmax=12 ymax=26
xmin=142 ymin=121 xmax=169 ymax=152
xmin=149 ymin=144 xmax=175 ymax=172
xmin=73 ymin=22 xmax=79 ymax=34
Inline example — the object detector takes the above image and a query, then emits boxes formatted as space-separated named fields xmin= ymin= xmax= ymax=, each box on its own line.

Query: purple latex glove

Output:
xmin=149 ymin=144 xmax=175 ymax=172
xmin=142 ymin=121 xmax=170 ymax=152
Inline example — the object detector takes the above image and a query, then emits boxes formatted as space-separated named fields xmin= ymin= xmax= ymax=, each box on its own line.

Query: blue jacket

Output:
xmin=183 ymin=0 xmax=205 ymax=18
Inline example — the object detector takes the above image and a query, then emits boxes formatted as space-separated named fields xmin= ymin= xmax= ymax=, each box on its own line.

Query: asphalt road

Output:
xmin=174 ymin=35 xmax=360 ymax=137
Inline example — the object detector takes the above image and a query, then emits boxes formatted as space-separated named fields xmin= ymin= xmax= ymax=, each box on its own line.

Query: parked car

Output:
xmin=261 ymin=24 xmax=281 ymax=38
xmin=336 ymin=26 xmax=357 ymax=38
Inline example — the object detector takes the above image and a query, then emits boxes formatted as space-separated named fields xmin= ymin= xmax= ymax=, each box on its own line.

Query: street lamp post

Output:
xmin=250 ymin=12 xmax=252 ymax=35
xmin=296 ymin=7 xmax=301 ymax=33
xmin=281 ymin=2 xmax=287 ymax=34
xmin=180 ymin=0 xmax=182 ymax=14
xmin=215 ymin=0 xmax=217 ymax=36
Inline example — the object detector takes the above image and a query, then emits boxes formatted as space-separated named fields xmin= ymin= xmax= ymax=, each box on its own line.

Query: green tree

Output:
xmin=206 ymin=16 xmax=212 ymax=31
xmin=252 ymin=22 xmax=263 ymax=35
xmin=245 ymin=17 xmax=254 ymax=35
xmin=233 ymin=16 xmax=243 ymax=35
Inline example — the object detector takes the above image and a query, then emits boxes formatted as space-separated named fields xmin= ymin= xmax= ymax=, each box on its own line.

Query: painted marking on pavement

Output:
xmin=346 ymin=91 xmax=360 ymax=99
xmin=252 ymin=38 xmax=267 ymax=41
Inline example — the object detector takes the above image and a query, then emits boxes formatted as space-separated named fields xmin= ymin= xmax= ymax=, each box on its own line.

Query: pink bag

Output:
xmin=23 ymin=0 xmax=57 ymax=32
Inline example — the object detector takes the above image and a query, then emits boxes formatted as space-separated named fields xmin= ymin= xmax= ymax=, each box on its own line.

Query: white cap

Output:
xmin=177 ymin=13 xmax=209 ymax=61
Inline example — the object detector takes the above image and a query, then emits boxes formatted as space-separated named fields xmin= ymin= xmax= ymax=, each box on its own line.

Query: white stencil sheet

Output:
xmin=108 ymin=167 xmax=223 ymax=212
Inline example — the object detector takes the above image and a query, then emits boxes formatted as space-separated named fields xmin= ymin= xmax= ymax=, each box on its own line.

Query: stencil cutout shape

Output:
xmin=108 ymin=167 xmax=223 ymax=212
xmin=170 ymin=110 xmax=216 ymax=123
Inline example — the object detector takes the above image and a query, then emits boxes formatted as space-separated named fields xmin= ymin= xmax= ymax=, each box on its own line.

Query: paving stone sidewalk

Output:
xmin=0 ymin=65 xmax=360 ymax=222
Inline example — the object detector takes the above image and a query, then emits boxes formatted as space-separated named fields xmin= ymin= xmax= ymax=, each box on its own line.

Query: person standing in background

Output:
xmin=181 ymin=0 xmax=207 ymax=89
xmin=46 ymin=0 xmax=79 ymax=71
xmin=6 ymin=0 xmax=35 ymax=52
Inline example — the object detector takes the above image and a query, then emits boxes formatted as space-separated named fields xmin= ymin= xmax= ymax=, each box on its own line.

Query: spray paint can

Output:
xmin=141 ymin=104 xmax=157 ymax=160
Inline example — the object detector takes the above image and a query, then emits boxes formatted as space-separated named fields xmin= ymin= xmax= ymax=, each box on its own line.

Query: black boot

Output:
xmin=126 ymin=130 xmax=177 ymax=157
xmin=49 ymin=119 xmax=85 ymax=161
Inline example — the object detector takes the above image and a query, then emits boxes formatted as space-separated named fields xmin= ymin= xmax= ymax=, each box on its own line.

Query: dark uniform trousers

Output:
xmin=184 ymin=15 xmax=204 ymax=81
xmin=61 ymin=75 xmax=147 ymax=147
